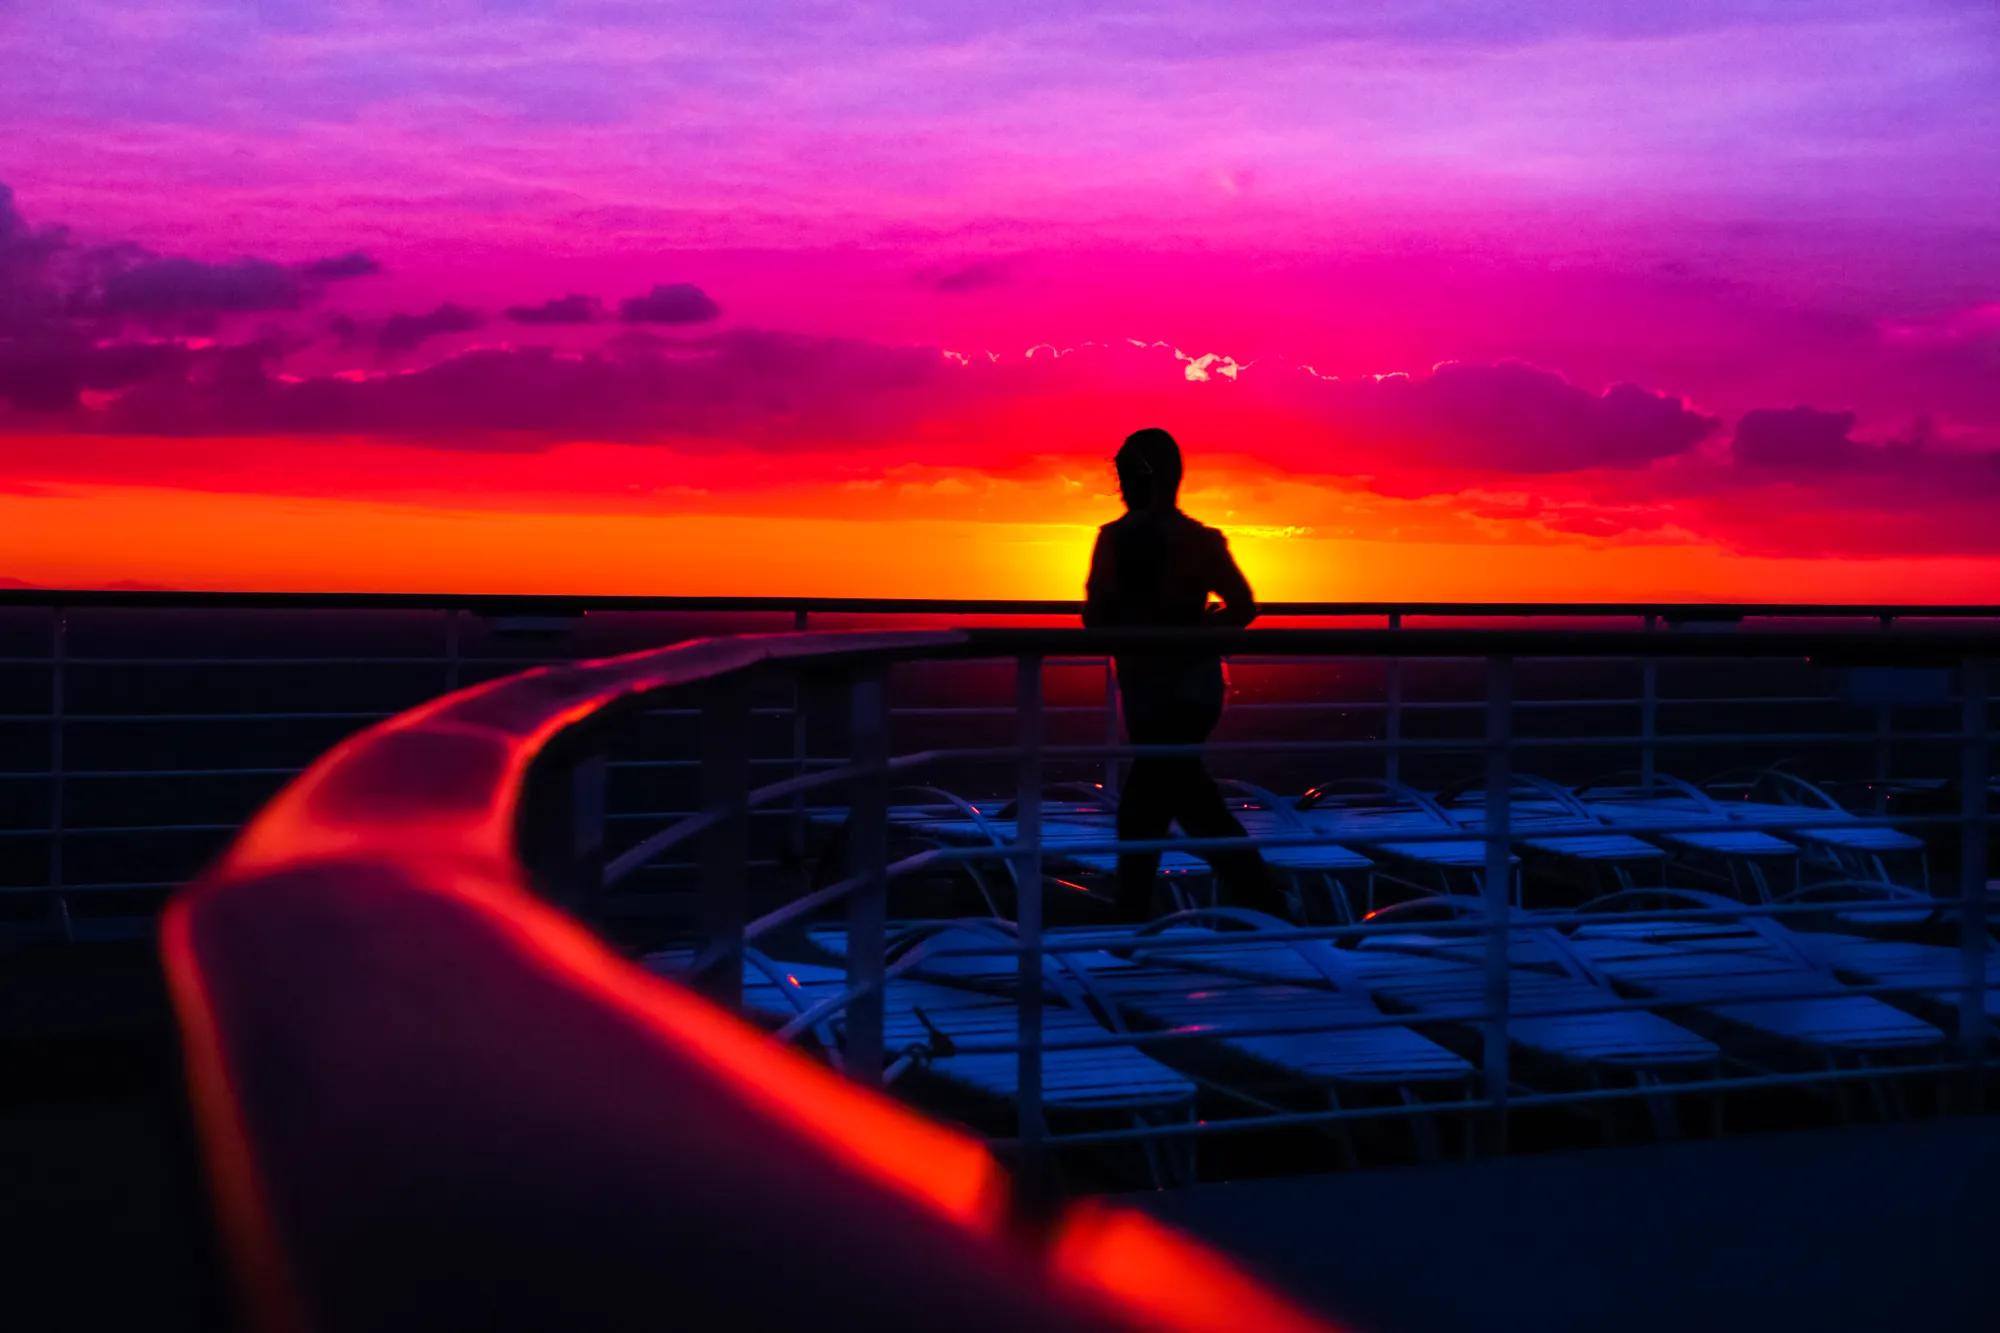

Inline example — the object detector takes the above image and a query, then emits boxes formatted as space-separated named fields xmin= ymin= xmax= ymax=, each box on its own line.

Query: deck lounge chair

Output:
xmin=1767 ymin=883 xmax=2000 ymax=1026
xmin=1435 ymin=774 xmax=1667 ymax=894
xmin=1121 ymin=906 xmax=1719 ymax=1077
xmin=809 ymin=920 xmax=1473 ymax=1102
xmin=641 ymin=947 xmax=1199 ymax=1118
xmin=1293 ymin=779 xmax=1520 ymax=902
xmin=1705 ymin=771 xmax=1930 ymax=889
xmin=994 ymin=780 xmax=1377 ymax=921
xmin=1560 ymin=889 xmax=1944 ymax=1057
xmin=1574 ymin=772 xmax=1801 ymax=901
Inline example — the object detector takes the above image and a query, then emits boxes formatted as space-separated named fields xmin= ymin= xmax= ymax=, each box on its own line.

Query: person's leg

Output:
xmin=1160 ymin=704 xmax=1290 ymax=919
xmin=1115 ymin=708 xmax=1174 ymax=921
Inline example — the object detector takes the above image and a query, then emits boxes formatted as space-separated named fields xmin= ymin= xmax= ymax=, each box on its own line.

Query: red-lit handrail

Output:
xmin=164 ymin=628 xmax=1336 ymax=1333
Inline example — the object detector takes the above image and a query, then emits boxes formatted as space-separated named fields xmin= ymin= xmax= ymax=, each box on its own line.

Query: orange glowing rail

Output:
xmin=163 ymin=629 xmax=1340 ymax=1333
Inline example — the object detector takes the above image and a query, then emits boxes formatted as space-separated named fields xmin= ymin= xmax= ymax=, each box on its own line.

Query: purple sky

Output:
xmin=0 ymin=1 xmax=1996 ymax=594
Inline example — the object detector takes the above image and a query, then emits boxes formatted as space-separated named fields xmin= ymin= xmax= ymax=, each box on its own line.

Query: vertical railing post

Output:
xmin=1385 ymin=658 xmax=1404 ymax=786
xmin=1957 ymin=658 xmax=1990 ymax=1075
xmin=1482 ymin=655 xmax=1514 ymax=1139
xmin=1640 ymin=657 xmax=1658 ymax=791
xmin=1386 ymin=611 xmax=1404 ymax=785
xmin=443 ymin=607 xmax=462 ymax=692
xmin=1872 ymin=703 xmax=1894 ymax=814
xmin=525 ymin=741 xmax=604 ymax=915
xmin=49 ymin=606 xmax=68 ymax=941
xmin=1015 ymin=654 xmax=1048 ymax=1195
xmin=697 ymin=674 xmax=752 ymax=1010
xmin=789 ymin=608 xmax=810 ymax=869
xmin=1101 ymin=658 xmax=1121 ymax=802
xmin=573 ymin=751 xmax=608 ymax=898
xmin=843 ymin=664 xmax=890 ymax=1086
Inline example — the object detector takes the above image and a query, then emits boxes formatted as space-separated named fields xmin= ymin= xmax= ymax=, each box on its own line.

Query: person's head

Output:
xmin=1114 ymin=427 xmax=1183 ymax=512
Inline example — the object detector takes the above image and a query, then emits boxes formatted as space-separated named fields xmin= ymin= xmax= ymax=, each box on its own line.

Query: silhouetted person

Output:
xmin=1084 ymin=427 xmax=1285 ymax=922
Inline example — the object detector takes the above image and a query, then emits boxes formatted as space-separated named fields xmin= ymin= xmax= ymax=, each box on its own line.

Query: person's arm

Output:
xmin=1082 ymin=528 xmax=1116 ymax=628
xmin=1203 ymin=531 xmax=1258 ymax=629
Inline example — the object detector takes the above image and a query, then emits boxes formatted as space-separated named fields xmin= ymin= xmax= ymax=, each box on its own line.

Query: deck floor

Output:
xmin=8 ymin=944 xmax=1995 ymax=1332
xmin=1136 ymin=1116 xmax=1998 ymax=1332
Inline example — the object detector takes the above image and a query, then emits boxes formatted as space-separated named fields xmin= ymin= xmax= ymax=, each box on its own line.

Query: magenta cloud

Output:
xmin=505 ymin=294 xmax=605 ymax=325
xmin=4 ymin=174 xmax=1998 ymax=558
xmin=618 ymin=284 xmax=721 ymax=325
xmin=376 ymin=303 xmax=484 ymax=359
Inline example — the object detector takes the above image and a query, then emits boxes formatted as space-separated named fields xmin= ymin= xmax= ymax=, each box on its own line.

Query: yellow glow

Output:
xmin=6 ymin=480 xmax=2000 ymax=601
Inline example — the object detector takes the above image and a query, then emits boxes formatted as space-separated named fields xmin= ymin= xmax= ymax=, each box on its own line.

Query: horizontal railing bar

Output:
xmin=0 ymin=711 xmax=397 ymax=724
xmin=1004 ymin=1061 xmax=1978 ymax=1150
xmin=0 ymin=823 xmax=239 ymax=837
xmin=874 ymin=974 xmax=1993 ymax=1055
xmin=870 ymin=899 xmax=1994 ymax=957
xmin=0 ymin=656 xmax=515 ymax=667
xmin=7 ymin=801 xmax=1980 ymax=846
xmin=605 ymin=809 xmax=808 ymax=825
xmin=862 ymin=696 xmax=1863 ymax=719
xmin=890 ymin=817 xmax=1966 ymax=862
xmin=0 ymin=757 xmax=842 ymax=780
xmin=9 ymin=590 xmax=2000 ymax=617
xmin=0 ymin=766 xmax=309 ymax=780
xmin=880 ymin=729 xmax=2000 ymax=769
xmin=740 ymin=850 xmax=947 ymax=939
xmin=0 ymin=880 xmax=181 ymax=894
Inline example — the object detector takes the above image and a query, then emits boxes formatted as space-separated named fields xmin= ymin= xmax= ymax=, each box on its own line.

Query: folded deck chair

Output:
xmin=1436 ymin=775 xmax=1668 ymax=877
xmin=641 ymin=949 xmax=1197 ymax=1116
xmin=1764 ymin=884 xmax=2000 ymax=1025
xmin=913 ymin=816 xmax=1213 ymax=878
xmin=1705 ymin=772 xmax=1929 ymax=886
xmin=1116 ymin=908 xmax=1717 ymax=1074
xmin=1294 ymin=780 xmax=1518 ymax=898
xmin=1560 ymin=890 xmax=1944 ymax=1056
xmin=1574 ymin=773 xmax=1801 ymax=899
xmin=998 ymin=780 xmax=1376 ymax=919
xmin=1792 ymin=936 xmax=2000 ymax=1025
xmin=810 ymin=921 xmax=1472 ymax=1093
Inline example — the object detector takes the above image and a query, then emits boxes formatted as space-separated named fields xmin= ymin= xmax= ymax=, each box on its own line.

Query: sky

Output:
xmin=1 ymin=0 xmax=1996 ymax=599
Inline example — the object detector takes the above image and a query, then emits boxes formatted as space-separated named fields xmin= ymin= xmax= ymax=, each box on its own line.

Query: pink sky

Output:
xmin=1 ymin=1 xmax=1996 ymax=596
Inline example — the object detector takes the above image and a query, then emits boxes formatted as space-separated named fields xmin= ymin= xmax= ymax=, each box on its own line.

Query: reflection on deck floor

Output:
xmin=1137 ymin=1116 xmax=1997 ymax=1333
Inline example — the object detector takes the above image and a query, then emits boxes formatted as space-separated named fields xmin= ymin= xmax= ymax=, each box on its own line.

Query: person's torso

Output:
xmin=1100 ymin=511 xmax=1226 ymax=711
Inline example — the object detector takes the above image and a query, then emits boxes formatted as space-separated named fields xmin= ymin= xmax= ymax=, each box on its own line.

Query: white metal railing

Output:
xmin=6 ymin=594 xmax=1999 ymax=946
xmin=573 ymin=628 xmax=1999 ymax=1183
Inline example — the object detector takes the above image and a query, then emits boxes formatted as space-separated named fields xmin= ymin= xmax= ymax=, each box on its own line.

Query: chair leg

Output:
xmin=1179 ymin=1104 xmax=1198 ymax=1186
xmin=1401 ymin=1087 xmax=1441 ymax=1163
xmin=1641 ymin=1072 xmax=1679 ymax=1141
xmin=1326 ymin=1088 xmax=1358 ymax=1170
xmin=1587 ymin=1068 xmax=1616 ymax=1146
xmin=1137 ymin=1114 xmax=1167 ymax=1188
xmin=1862 ymin=1055 xmax=1893 ymax=1122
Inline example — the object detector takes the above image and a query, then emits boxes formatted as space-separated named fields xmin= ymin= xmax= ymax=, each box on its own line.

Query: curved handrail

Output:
xmin=157 ymin=621 xmax=2000 ymax=1331
xmin=163 ymin=626 xmax=1334 ymax=1333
